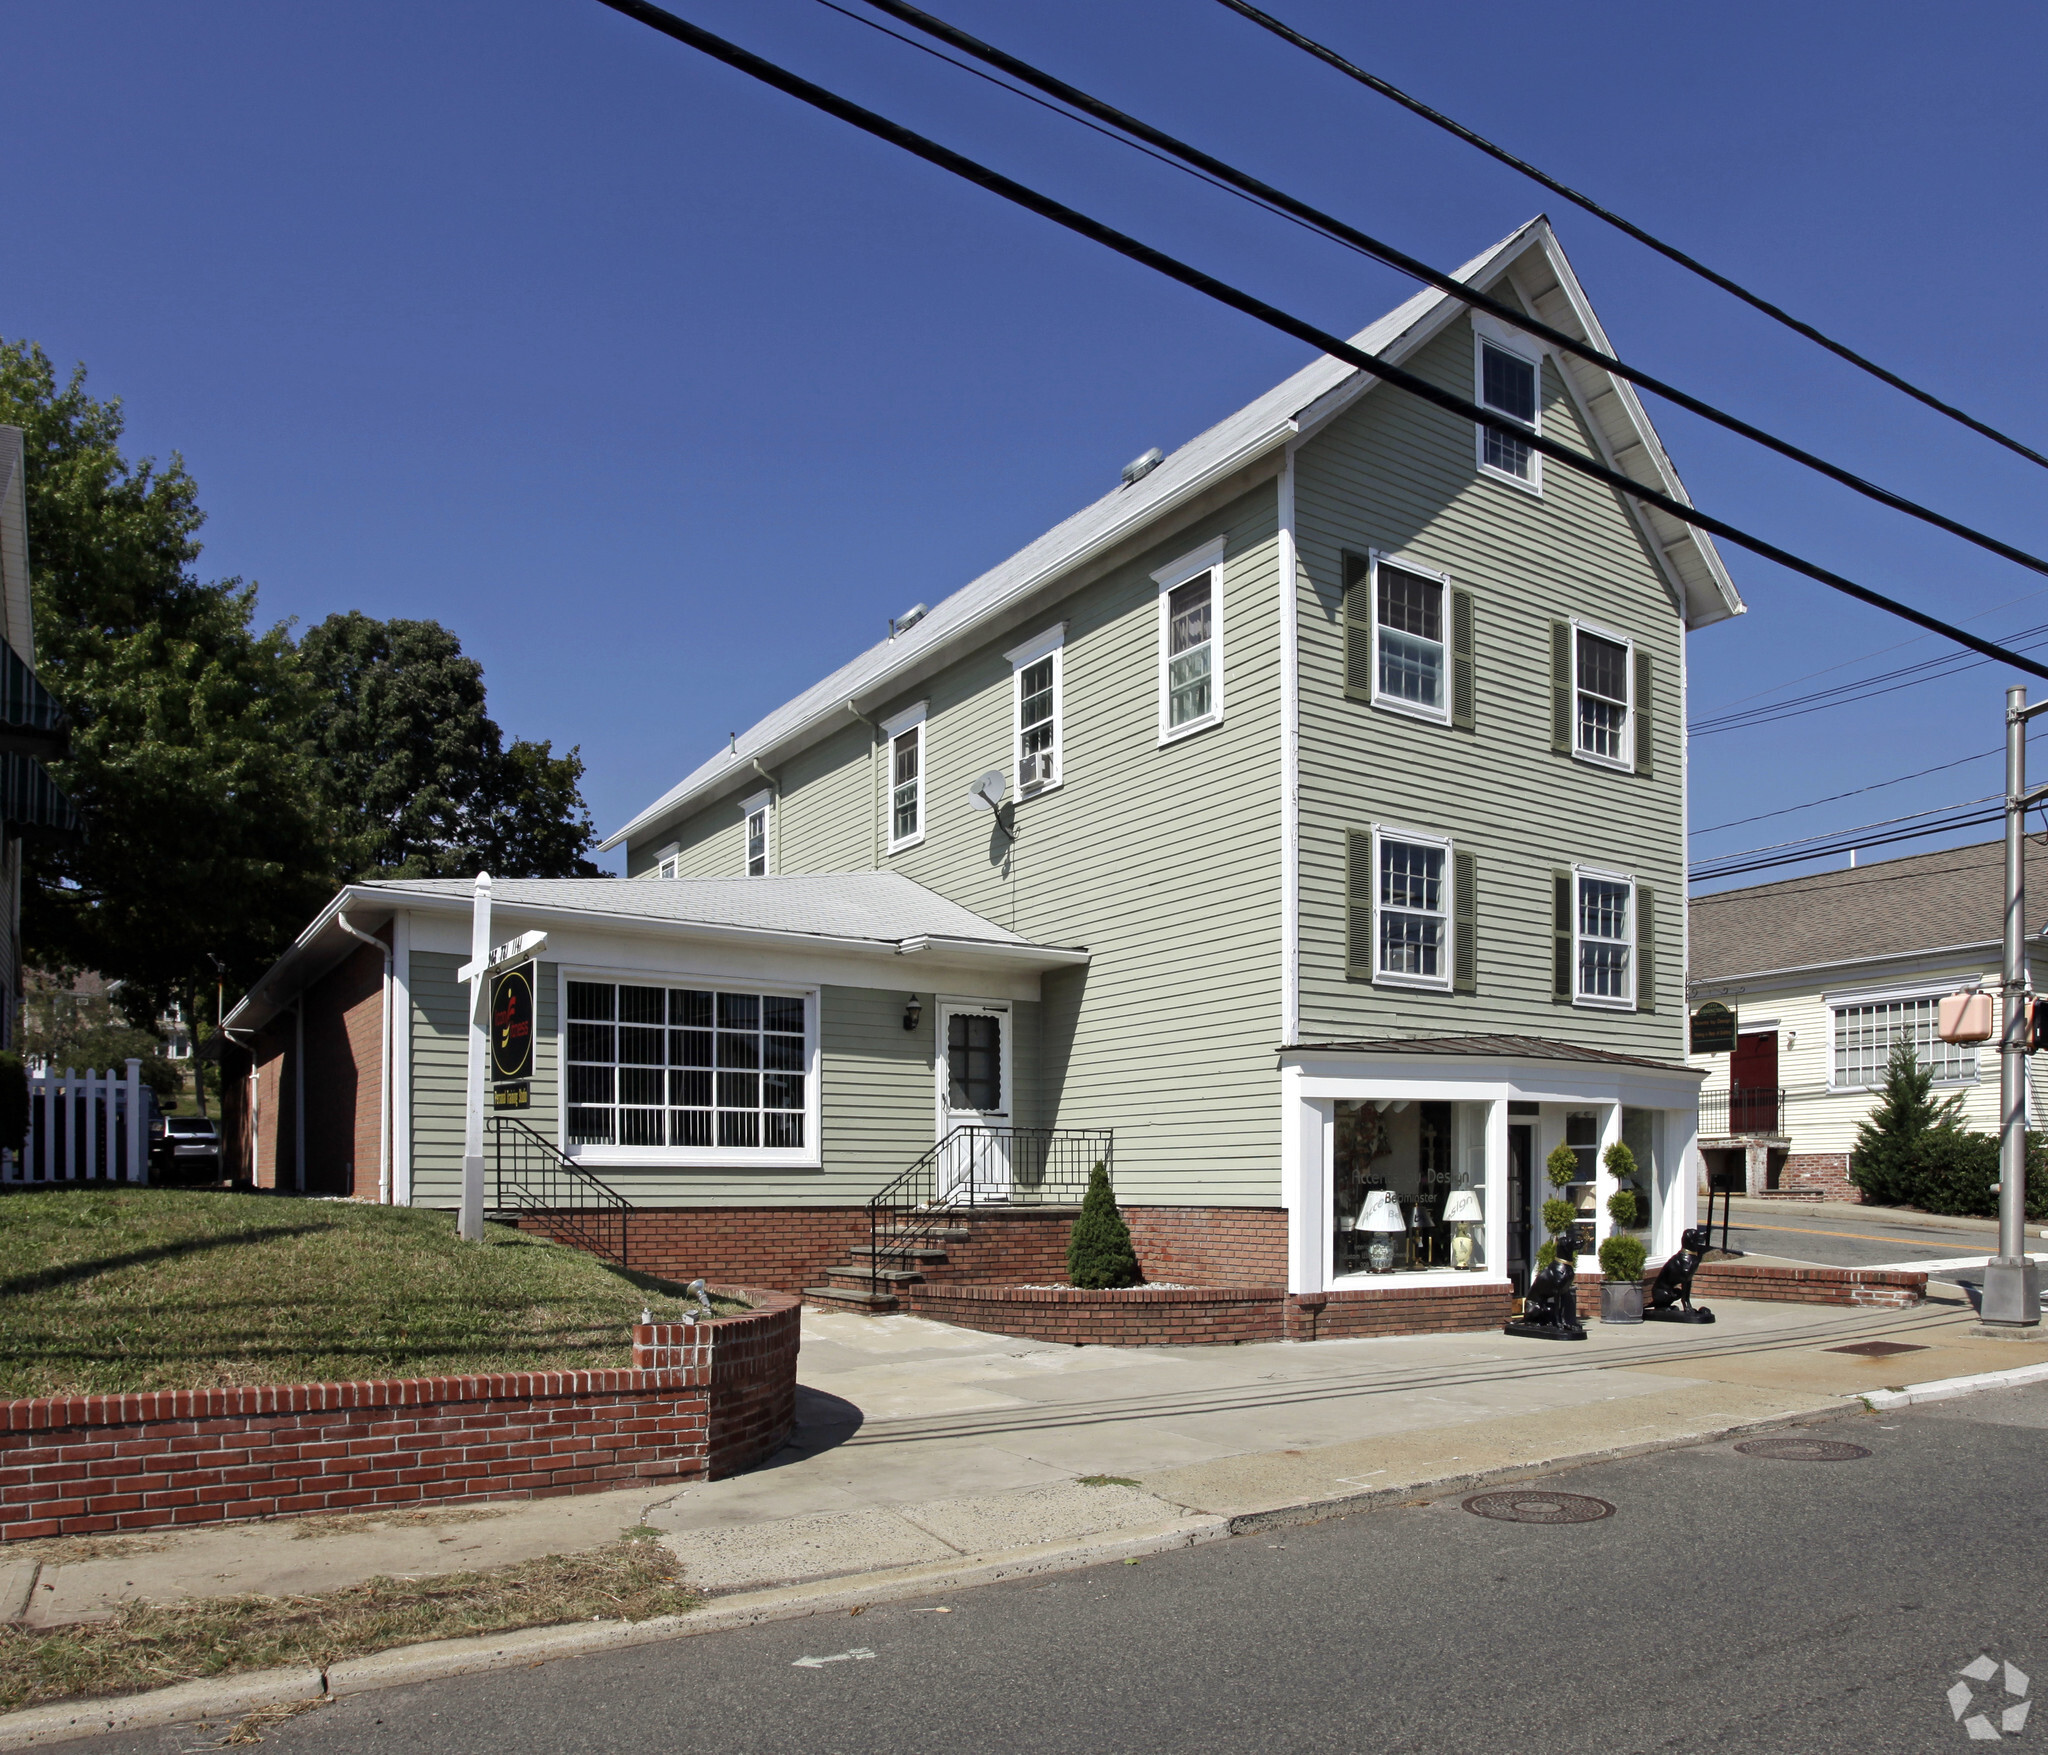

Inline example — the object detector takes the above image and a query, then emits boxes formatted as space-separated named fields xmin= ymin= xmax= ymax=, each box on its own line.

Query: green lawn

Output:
xmin=0 ymin=1188 xmax=739 ymax=1399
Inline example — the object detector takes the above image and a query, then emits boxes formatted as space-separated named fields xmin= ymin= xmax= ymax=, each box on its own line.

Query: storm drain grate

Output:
xmin=1462 ymin=1490 xmax=1614 ymax=1525
xmin=1825 ymin=1341 xmax=1928 ymax=1357
xmin=1734 ymin=1438 xmax=1872 ymax=1461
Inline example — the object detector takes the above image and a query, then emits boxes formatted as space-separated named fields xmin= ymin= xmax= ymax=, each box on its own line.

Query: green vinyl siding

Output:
xmin=409 ymin=954 xmax=560 ymax=1208
xmin=641 ymin=478 xmax=1286 ymax=1207
xmin=1293 ymin=309 xmax=1686 ymax=1056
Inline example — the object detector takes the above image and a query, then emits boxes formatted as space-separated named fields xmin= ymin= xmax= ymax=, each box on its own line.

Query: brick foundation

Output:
xmin=1285 ymin=1282 xmax=1514 ymax=1341
xmin=1774 ymin=1153 xmax=1858 ymax=1202
xmin=0 ymin=1292 xmax=799 ymax=1542
xmin=1126 ymin=1208 xmax=1287 ymax=1284
xmin=510 ymin=1209 xmax=873 ymax=1295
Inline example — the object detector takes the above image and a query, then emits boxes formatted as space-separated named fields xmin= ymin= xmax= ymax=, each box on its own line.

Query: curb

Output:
xmin=0 ymin=1392 xmax=1938 ymax=1748
xmin=1862 ymin=1359 xmax=2048 ymax=1409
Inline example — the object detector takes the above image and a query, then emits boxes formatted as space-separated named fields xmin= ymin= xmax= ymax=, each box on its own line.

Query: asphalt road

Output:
xmin=1713 ymin=1202 xmax=2031 ymax=1284
xmin=118 ymin=1383 xmax=2048 ymax=1755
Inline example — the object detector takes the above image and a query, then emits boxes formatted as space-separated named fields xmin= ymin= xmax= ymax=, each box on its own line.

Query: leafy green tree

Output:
xmin=300 ymin=612 xmax=599 ymax=880
xmin=1066 ymin=1162 xmax=1140 ymax=1289
xmin=1849 ymin=1041 xmax=1966 ymax=1207
xmin=1 ymin=341 xmax=339 ymax=1020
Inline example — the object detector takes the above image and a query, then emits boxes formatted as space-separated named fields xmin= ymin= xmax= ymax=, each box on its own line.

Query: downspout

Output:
xmin=751 ymin=758 xmax=780 ymax=873
xmin=336 ymin=913 xmax=394 ymax=1204
xmin=293 ymin=997 xmax=306 ymax=1195
xmin=845 ymin=699 xmax=879 ymax=869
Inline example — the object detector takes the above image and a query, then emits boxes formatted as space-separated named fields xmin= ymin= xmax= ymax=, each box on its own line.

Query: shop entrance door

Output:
xmin=1507 ymin=1124 xmax=1534 ymax=1293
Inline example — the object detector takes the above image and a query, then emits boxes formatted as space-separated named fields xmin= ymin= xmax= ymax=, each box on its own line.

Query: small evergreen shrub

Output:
xmin=1066 ymin=1162 xmax=1140 ymax=1289
xmin=0 ymin=1053 xmax=26 ymax=1155
xmin=1598 ymin=1233 xmax=1647 ymax=1284
xmin=1541 ymin=1197 xmax=1579 ymax=1236
xmin=1546 ymin=1140 xmax=1581 ymax=1189
xmin=1603 ymin=1140 xmax=1641 ymax=1228
xmin=1850 ymin=1041 xmax=1965 ymax=1206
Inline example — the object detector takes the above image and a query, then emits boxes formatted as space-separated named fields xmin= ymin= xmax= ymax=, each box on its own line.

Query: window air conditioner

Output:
xmin=1018 ymin=751 xmax=1052 ymax=792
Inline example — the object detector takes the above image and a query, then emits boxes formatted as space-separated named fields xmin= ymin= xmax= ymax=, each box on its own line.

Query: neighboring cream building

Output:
xmin=1687 ymin=839 xmax=2048 ymax=1200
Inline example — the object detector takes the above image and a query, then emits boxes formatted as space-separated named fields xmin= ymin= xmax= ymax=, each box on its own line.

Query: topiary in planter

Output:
xmin=1598 ymin=1233 xmax=1647 ymax=1285
xmin=1603 ymin=1139 xmax=1641 ymax=1229
xmin=1066 ymin=1162 xmax=1140 ymax=1290
xmin=0 ymin=1053 xmax=25 ymax=1156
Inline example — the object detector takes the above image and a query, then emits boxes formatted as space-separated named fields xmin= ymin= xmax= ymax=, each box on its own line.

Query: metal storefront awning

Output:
xmin=0 ymin=639 xmax=68 ymax=760
xmin=0 ymin=752 xmax=79 ymax=835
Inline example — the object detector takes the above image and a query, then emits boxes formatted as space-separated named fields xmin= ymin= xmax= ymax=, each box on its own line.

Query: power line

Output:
xmin=1210 ymin=0 xmax=2048 ymax=474
xmin=1694 ymin=794 xmax=2002 ymax=865
xmin=835 ymin=0 xmax=2048 ymax=584
xmin=590 ymin=0 xmax=2048 ymax=685
xmin=1690 ymin=746 xmax=2004 ymax=836
xmin=1690 ymin=808 xmax=2007 ymax=883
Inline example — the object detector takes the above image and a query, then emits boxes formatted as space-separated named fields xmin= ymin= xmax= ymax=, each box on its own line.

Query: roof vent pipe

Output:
xmin=1121 ymin=447 xmax=1164 ymax=487
xmin=889 ymin=604 xmax=929 ymax=640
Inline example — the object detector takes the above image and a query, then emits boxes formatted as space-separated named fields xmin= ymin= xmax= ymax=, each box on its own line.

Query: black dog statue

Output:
xmin=1505 ymin=1252 xmax=1586 ymax=1341
xmin=1644 ymin=1226 xmax=1716 ymax=1323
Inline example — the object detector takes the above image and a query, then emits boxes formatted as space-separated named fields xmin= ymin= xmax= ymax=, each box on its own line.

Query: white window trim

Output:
xmin=1154 ymin=536 xmax=1226 ymax=745
xmin=1825 ymin=984 xmax=1982 ymax=1093
xmin=653 ymin=843 xmax=680 ymax=880
xmin=1367 ymin=551 xmax=1453 ymax=727
xmin=880 ymin=700 xmax=928 ymax=853
xmin=556 ymin=963 xmax=823 ymax=1171
xmin=1371 ymin=822 xmax=1453 ymax=993
xmin=1472 ymin=321 xmax=1543 ymax=495
xmin=739 ymin=788 xmax=772 ymax=877
xmin=1570 ymin=617 xmax=1636 ymax=773
xmin=1572 ymin=864 xmax=1636 ymax=1011
xmin=1005 ymin=622 xmax=1067 ymax=801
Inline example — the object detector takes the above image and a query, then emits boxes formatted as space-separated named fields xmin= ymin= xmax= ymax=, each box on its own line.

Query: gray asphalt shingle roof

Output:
xmin=365 ymin=872 xmax=1038 ymax=948
xmin=1689 ymin=838 xmax=2048 ymax=983
xmin=1282 ymin=1034 xmax=1696 ymax=1073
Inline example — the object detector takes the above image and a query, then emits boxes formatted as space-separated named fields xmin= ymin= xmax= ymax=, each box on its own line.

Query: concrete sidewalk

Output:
xmin=7 ymin=1276 xmax=2031 ymax=1628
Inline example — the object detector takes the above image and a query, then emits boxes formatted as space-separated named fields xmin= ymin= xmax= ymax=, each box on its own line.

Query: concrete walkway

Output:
xmin=11 ymin=1274 xmax=2039 ymax=1629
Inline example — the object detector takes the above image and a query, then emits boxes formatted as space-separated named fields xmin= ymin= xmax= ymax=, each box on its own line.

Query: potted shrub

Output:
xmin=1598 ymin=1233 xmax=1648 ymax=1322
xmin=1533 ymin=1140 xmax=1581 ymax=1291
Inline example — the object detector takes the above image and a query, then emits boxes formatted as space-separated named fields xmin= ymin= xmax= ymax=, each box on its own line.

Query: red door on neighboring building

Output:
xmin=1730 ymin=1031 xmax=1779 ymax=1133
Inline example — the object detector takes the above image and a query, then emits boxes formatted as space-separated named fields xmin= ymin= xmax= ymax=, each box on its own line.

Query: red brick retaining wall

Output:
xmin=0 ymin=1293 xmax=799 ymax=1542
xmin=1285 ymin=1283 xmax=1514 ymax=1341
xmin=1690 ymin=1261 xmax=1926 ymax=1308
xmin=1777 ymin=1154 xmax=1858 ymax=1202
xmin=1126 ymin=1208 xmax=1287 ymax=1284
xmin=510 ymin=1209 xmax=872 ymax=1294
xmin=904 ymin=1283 xmax=1283 ymax=1345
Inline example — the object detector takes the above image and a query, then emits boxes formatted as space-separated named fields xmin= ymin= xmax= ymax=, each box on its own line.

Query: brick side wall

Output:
xmin=1690 ymin=1261 xmax=1925 ymax=1308
xmin=905 ymin=1284 xmax=1283 ymax=1345
xmin=513 ymin=1209 xmax=875 ymax=1294
xmin=301 ymin=940 xmax=385 ymax=1200
xmin=1285 ymin=1283 xmax=1512 ymax=1341
xmin=1777 ymin=1153 xmax=1857 ymax=1202
xmin=0 ymin=1293 xmax=799 ymax=1541
xmin=1126 ymin=1208 xmax=1288 ymax=1283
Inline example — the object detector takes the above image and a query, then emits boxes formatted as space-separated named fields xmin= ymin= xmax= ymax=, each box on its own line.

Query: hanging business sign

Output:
xmin=1689 ymin=1000 xmax=1738 ymax=1055
xmin=491 ymin=961 xmax=535 ymax=1109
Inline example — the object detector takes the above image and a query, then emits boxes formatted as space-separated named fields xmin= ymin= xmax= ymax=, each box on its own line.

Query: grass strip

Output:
xmin=0 ymin=1538 xmax=699 ymax=1715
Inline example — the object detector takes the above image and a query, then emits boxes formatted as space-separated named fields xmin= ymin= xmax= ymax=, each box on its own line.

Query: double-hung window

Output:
xmin=1374 ymin=562 xmax=1447 ymax=719
xmin=880 ymin=701 xmax=927 ymax=852
xmin=1006 ymin=624 xmax=1066 ymax=797
xmin=1830 ymin=993 xmax=1977 ymax=1090
xmin=739 ymin=790 xmax=771 ymax=877
xmin=1154 ymin=537 xmax=1225 ymax=741
xmin=1375 ymin=828 xmax=1451 ymax=990
xmin=1574 ymin=870 xmax=1633 ymax=1006
xmin=564 ymin=978 xmax=816 ymax=1161
xmin=1575 ymin=628 xmax=1632 ymax=765
xmin=1475 ymin=328 xmax=1541 ymax=487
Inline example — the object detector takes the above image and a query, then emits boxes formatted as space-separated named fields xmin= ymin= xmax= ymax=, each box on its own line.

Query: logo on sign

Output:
xmin=491 ymin=962 xmax=534 ymax=1084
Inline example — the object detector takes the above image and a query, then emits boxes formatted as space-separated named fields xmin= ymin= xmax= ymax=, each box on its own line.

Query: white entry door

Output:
xmin=936 ymin=1001 xmax=1010 ymax=1203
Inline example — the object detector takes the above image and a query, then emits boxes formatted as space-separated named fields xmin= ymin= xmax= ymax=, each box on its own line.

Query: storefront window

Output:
xmin=1333 ymin=1099 xmax=1490 ymax=1276
xmin=1564 ymin=1111 xmax=1600 ymax=1256
xmin=1620 ymin=1107 xmax=1658 ymax=1245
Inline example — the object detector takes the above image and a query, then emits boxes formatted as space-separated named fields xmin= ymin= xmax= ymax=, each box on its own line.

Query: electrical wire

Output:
xmin=1690 ymin=747 xmax=2005 ymax=836
xmin=1690 ymin=807 xmax=2007 ymax=883
xmin=589 ymin=0 xmax=2048 ymax=684
xmin=1693 ymin=794 xmax=2002 ymax=865
xmin=1210 ymin=0 xmax=2048 ymax=474
xmin=830 ymin=0 xmax=2048 ymax=585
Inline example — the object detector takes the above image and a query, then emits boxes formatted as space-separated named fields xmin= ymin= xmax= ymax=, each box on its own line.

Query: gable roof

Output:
xmin=604 ymin=218 xmax=1742 ymax=853
xmin=1689 ymin=838 xmax=2048 ymax=985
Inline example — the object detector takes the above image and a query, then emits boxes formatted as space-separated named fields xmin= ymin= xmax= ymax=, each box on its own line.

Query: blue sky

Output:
xmin=5 ymin=0 xmax=2045 ymax=883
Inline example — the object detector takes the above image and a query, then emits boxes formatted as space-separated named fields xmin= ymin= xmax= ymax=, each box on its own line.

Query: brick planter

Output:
xmin=0 ymin=1291 xmax=799 ymax=1542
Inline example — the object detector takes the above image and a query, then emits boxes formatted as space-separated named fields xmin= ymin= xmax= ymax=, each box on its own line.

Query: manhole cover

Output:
xmin=1462 ymin=1490 xmax=1615 ymax=1524
xmin=1734 ymin=1437 xmax=1872 ymax=1461
xmin=1825 ymin=1341 xmax=1927 ymax=1357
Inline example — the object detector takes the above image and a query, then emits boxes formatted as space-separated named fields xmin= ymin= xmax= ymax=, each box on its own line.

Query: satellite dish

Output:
xmin=966 ymin=770 xmax=1007 ymax=813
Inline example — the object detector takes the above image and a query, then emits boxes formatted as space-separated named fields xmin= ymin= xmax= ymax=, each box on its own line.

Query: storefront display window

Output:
xmin=1333 ymin=1098 xmax=1491 ymax=1277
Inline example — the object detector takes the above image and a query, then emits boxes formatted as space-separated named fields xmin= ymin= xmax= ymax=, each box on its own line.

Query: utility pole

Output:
xmin=1987 ymin=687 xmax=2045 ymax=1331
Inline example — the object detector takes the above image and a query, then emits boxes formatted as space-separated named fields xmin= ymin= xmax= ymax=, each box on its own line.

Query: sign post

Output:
xmin=455 ymin=877 xmax=549 ymax=1245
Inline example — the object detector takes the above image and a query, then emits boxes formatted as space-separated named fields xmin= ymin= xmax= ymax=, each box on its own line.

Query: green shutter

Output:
xmin=1451 ymin=589 xmax=1475 ymax=730
xmin=1552 ymin=870 xmax=1574 ymax=1002
xmin=1551 ymin=622 xmax=1572 ymax=753
xmin=1347 ymin=829 xmax=1375 ymax=977
xmin=1636 ymin=884 xmax=1656 ymax=1012
xmin=1453 ymin=851 xmax=1478 ymax=994
xmin=1634 ymin=648 xmax=1654 ymax=776
xmin=1343 ymin=555 xmax=1373 ymax=702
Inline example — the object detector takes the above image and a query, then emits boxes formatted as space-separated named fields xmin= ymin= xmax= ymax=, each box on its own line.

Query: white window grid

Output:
xmin=1154 ymin=537 xmax=1226 ymax=743
xmin=1574 ymin=868 xmax=1634 ymax=1008
xmin=1370 ymin=555 xmax=1450 ymax=724
xmin=1473 ymin=328 xmax=1542 ymax=491
xmin=1006 ymin=624 xmax=1066 ymax=797
xmin=880 ymin=701 xmax=928 ymax=852
xmin=1831 ymin=998 xmax=1978 ymax=1090
xmin=1373 ymin=826 xmax=1452 ymax=991
xmin=1573 ymin=623 xmax=1633 ymax=768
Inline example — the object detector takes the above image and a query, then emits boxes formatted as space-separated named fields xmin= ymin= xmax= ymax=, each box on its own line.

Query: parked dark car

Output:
xmin=151 ymin=1113 xmax=221 ymax=1180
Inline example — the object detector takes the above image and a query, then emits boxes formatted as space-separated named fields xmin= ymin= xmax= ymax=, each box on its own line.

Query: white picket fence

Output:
xmin=2 ymin=1061 xmax=148 ymax=1185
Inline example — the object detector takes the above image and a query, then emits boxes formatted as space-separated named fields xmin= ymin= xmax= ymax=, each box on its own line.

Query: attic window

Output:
xmin=1475 ymin=336 xmax=1540 ymax=488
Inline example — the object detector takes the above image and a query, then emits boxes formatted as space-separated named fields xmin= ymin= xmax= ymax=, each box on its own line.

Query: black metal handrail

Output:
xmin=489 ymin=1117 xmax=631 ymax=1269
xmin=867 ymin=1126 xmax=1113 ymax=1295
xmin=1698 ymin=1086 xmax=1788 ymax=1138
